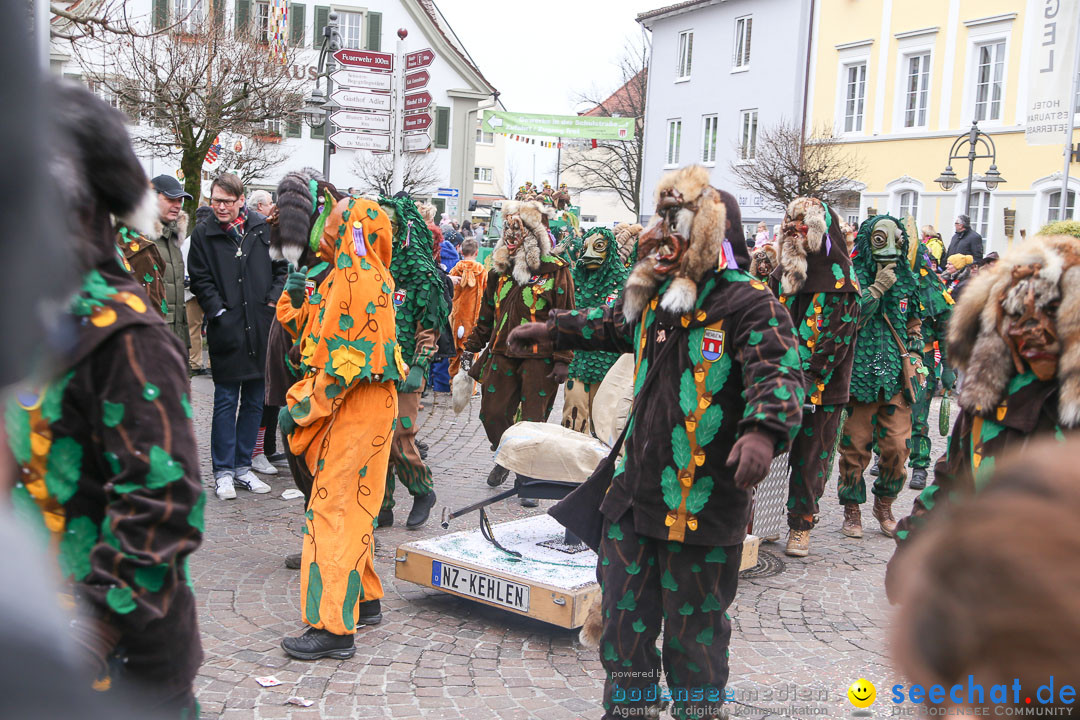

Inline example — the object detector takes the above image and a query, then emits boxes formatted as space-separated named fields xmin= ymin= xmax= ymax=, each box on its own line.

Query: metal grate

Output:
xmin=751 ymin=452 xmax=789 ymax=541
xmin=741 ymin=548 xmax=786 ymax=579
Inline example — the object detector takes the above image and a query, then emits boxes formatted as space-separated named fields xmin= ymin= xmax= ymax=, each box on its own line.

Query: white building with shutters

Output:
xmin=48 ymin=0 xmax=496 ymax=218
xmin=636 ymin=0 xmax=813 ymax=233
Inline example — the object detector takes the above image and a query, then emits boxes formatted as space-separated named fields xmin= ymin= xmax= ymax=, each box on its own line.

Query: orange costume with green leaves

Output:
xmin=279 ymin=196 xmax=406 ymax=635
xmin=448 ymin=258 xmax=488 ymax=377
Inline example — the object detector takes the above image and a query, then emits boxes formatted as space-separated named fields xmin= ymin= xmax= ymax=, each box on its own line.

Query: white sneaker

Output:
xmin=251 ymin=453 xmax=279 ymax=475
xmin=215 ymin=474 xmax=237 ymax=500
xmin=234 ymin=469 xmax=272 ymax=494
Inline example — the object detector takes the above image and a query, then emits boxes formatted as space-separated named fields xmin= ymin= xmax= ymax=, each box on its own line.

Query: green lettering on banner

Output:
xmin=482 ymin=110 xmax=635 ymax=141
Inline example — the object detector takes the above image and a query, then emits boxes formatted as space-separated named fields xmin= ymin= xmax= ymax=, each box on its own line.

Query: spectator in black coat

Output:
xmin=947 ymin=214 xmax=984 ymax=261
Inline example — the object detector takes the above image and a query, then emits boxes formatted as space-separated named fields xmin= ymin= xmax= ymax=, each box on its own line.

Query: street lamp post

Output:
xmin=298 ymin=12 xmax=342 ymax=180
xmin=933 ymin=121 xmax=1007 ymax=220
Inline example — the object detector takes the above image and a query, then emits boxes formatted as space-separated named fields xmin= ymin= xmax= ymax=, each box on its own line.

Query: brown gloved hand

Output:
xmin=70 ymin=616 xmax=121 ymax=679
xmin=868 ymin=263 xmax=897 ymax=299
xmin=725 ymin=431 xmax=776 ymax=489
xmin=547 ymin=361 xmax=569 ymax=384
xmin=507 ymin=322 xmax=552 ymax=354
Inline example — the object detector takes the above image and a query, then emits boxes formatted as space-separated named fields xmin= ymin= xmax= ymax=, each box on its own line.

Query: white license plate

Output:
xmin=431 ymin=560 xmax=530 ymax=612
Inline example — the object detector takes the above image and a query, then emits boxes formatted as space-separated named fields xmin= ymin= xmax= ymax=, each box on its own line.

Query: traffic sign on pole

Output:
xmin=403 ymin=91 xmax=432 ymax=113
xmin=405 ymin=48 xmax=435 ymax=70
xmin=331 ymin=88 xmax=392 ymax=112
xmin=403 ymin=133 xmax=431 ymax=152
xmin=402 ymin=112 xmax=432 ymax=133
xmin=333 ymin=48 xmax=394 ymax=72
xmin=331 ymin=69 xmax=391 ymax=92
xmin=405 ymin=70 xmax=430 ymax=92
xmin=331 ymin=110 xmax=392 ymax=132
xmin=330 ymin=130 xmax=391 ymax=152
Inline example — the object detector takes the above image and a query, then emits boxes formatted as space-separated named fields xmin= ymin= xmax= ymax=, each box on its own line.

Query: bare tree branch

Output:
xmin=50 ymin=0 xmax=182 ymax=41
xmin=72 ymin=13 xmax=307 ymax=223
xmin=351 ymin=151 xmax=441 ymax=198
xmin=728 ymin=120 xmax=865 ymax=212
xmin=560 ymin=39 xmax=648 ymax=218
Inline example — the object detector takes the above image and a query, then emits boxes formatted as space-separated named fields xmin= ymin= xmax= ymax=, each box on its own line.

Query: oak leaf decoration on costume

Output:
xmin=330 ymin=344 xmax=367 ymax=385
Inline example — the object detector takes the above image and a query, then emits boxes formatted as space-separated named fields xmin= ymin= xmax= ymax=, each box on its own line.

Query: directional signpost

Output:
xmin=331 ymin=110 xmax=391 ymax=132
xmin=404 ymin=91 xmax=432 ymax=113
xmin=403 ymin=133 xmax=431 ymax=152
xmin=333 ymin=48 xmax=393 ymax=72
xmin=405 ymin=70 xmax=429 ymax=92
xmin=330 ymin=130 xmax=390 ymax=152
xmin=330 ymin=69 xmax=391 ymax=92
xmin=405 ymin=48 xmax=435 ymax=71
xmin=402 ymin=112 xmax=432 ymax=133
xmin=331 ymin=88 xmax=392 ymax=112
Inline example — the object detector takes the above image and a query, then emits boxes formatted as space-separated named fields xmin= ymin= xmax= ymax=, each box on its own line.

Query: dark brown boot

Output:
xmin=841 ymin=504 xmax=863 ymax=538
xmin=873 ymin=496 xmax=897 ymax=537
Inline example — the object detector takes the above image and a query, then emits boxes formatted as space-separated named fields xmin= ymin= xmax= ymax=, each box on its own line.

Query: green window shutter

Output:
xmin=311 ymin=122 xmax=325 ymax=140
xmin=212 ymin=0 xmax=224 ymax=27
xmin=434 ymin=106 xmax=450 ymax=149
xmin=365 ymin=11 xmax=382 ymax=51
xmin=153 ymin=0 xmax=169 ymax=29
xmin=289 ymin=3 xmax=305 ymax=47
xmin=286 ymin=116 xmax=301 ymax=138
xmin=313 ymin=6 xmax=330 ymax=48
xmin=235 ymin=0 xmax=251 ymax=31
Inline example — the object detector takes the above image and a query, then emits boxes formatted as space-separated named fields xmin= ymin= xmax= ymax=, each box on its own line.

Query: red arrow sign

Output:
xmin=403 ymin=112 xmax=432 ymax=132
xmin=404 ymin=91 xmax=432 ymax=112
xmin=405 ymin=70 xmax=430 ymax=92
xmin=405 ymin=48 xmax=435 ymax=70
xmin=333 ymin=48 xmax=393 ymax=72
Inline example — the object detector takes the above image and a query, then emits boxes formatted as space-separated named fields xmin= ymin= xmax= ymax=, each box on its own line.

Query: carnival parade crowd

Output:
xmin=5 ymin=73 xmax=1080 ymax=720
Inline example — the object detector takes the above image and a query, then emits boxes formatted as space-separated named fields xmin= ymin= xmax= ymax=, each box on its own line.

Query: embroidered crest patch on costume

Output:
xmin=393 ymin=289 xmax=407 ymax=306
xmin=899 ymin=298 xmax=908 ymax=313
xmin=605 ymin=292 xmax=618 ymax=307
xmin=702 ymin=329 xmax=725 ymax=362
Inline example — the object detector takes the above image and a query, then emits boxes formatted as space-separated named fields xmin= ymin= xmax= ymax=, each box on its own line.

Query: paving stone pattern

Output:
xmin=189 ymin=374 xmax=948 ymax=719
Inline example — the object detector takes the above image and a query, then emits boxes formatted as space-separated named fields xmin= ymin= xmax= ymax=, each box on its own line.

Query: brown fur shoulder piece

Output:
xmin=777 ymin=197 xmax=828 ymax=294
xmin=493 ymin=200 xmax=553 ymax=285
xmin=948 ymin=234 xmax=1080 ymax=425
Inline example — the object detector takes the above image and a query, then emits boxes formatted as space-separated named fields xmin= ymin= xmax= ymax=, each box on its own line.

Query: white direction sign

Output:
xmin=331 ymin=69 xmax=392 ymax=92
xmin=331 ymin=110 xmax=391 ymax=132
xmin=403 ymin=132 xmax=431 ymax=153
xmin=330 ymin=130 xmax=391 ymax=152
xmin=331 ymin=88 xmax=391 ymax=112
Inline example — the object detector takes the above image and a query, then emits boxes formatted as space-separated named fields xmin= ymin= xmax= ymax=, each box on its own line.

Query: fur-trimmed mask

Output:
xmin=777 ymin=197 xmax=829 ymax=294
xmin=947 ymin=234 xmax=1080 ymax=426
xmin=492 ymin=200 xmax=553 ymax=285
xmin=624 ymin=165 xmax=735 ymax=318
xmin=750 ymin=244 xmax=778 ymax=280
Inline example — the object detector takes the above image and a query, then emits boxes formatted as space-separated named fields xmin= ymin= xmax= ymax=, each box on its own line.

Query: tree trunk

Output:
xmin=180 ymin=147 xmax=206 ymax=230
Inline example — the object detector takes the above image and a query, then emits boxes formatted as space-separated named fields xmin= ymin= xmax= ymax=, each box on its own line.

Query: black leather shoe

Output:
xmin=285 ymin=553 xmax=302 ymax=570
xmin=520 ymin=497 xmax=539 ymax=508
xmin=406 ymin=491 xmax=436 ymax=529
xmin=266 ymin=452 xmax=288 ymax=465
xmin=909 ymin=468 xmax=928 ymax=490
xmin=487 ymin=464 xmax=510 ymax=487
xmin=377 ymin=507 xmax=393 ymax=528
xmin=869 ymin=459 xmax=880 ymax=477
xmin=281 ymin=627 xmax=355 ymax=660
xmin=356 ymin=599 xmax=382 ymax=626
xmin=416 ymin=440 xmax=429 ymax=460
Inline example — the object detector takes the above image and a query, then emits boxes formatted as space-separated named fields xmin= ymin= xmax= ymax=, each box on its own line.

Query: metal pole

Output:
xmin=391 ymin=31 xmax=406 ymax=195
xmin=35 ymin=0 xmax=49 ymax=70
xmin=322 ymin=13 xmax=339 ymax=181
xmin=1060 ymin=38 xmax=1080 ymax=220
xmin=555 ymin=136 xmax=561 ymax=187
xmin=964 ymin=123 xmax=978 ymax=220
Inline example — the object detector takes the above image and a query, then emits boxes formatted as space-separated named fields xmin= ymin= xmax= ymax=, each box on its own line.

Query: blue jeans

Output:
xmin=211 ymin=379 xmax=265 ymax=478
xmin=430 ymin=358 xmax=450 ymax=392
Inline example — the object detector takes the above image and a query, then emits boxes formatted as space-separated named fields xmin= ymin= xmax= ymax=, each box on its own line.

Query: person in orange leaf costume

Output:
xmin=278 ymin=193 xmax=406 ymax=660
xmin=448 ymin=236 xmax=488 ymax=377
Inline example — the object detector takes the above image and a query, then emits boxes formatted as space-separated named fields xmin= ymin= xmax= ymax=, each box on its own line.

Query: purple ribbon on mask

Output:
xmin=826 ymin=236 xmax=832 ymax=256
xmin=352 ymin=223 xmax=367 ymax=257
xmin=721 ymin=239 xmax=738 ymax=269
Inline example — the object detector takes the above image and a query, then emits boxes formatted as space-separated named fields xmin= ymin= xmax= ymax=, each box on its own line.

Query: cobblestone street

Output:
xmin=189 ymin=374 xmax=948 ymax=719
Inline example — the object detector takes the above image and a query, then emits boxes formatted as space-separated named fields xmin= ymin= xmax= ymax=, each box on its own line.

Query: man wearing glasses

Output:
xmin=188 ymin=173 xmax=288 ymax=500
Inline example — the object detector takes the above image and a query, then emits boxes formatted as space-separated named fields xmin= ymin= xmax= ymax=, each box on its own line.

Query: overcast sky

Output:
xmin=433 ymin=0 xmax=659 ymax=114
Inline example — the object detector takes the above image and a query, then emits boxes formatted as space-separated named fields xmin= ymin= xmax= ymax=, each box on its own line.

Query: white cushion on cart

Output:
xmin=494 ymin=423 xmax=608 ymax=484
xmin=590 ymin=353 xmax=635 ymax=447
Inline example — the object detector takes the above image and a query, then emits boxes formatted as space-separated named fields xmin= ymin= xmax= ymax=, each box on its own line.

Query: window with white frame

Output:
xmin=255 ymin=1 xmax=270 ymax=43
xmin=968 ymin=190 xmax=991 ymax=236
xmin=262 ymin=118 xmax=282 ymax=136
xmin=903 ymin=52 xmax=931 ymax=128
xmin=847 ymin=214 xmax=859 ymax=227
xmin=174 ymin=0 xmax=202 ymax=32
xmin=701 ymin=114 xmax=718 ymax=164
xmin=677 ymin=31 xmax=693 ymax=80
xmin=666 ymin=119 xmax=682 ymax=166
xmin=739 ymin=109 xmax=758 ymax=161
xmin=974 ymin=41 xmax=1005 ymax=123
xmin=476 ymin=127 xmax=494 ymax=144
xmin=843 ymin=62 xmax=867 ymax=133
xmin=897 ymin=190 xmax=919 ymax=219
xmin=474 ymin=167 xmax=493 ymax=183
xmin=1048 ymin=190 xmax=1077 ymax=222
xmin=733 ymin=16 xmax=752 ymax=69
xmin=338 ymin=10 xmax=363 ymax=50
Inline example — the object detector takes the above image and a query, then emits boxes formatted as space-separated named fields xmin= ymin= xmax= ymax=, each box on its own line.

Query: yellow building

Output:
xmin=808 ymin=0 xmax=1079 ymax=255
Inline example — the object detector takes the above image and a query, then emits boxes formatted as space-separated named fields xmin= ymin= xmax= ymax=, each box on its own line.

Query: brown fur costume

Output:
xmin=491 ymin=200 xmax=555 ymax=286
xmin=776 ymin=197 xmax=829 ymax=294
xmin=749 ymin=244 xmax=778 ymax=280
xmin=947 ymin=234 xmax=1080 ymax=425
xmin=613 ymin=222 xmax=643 ymax=265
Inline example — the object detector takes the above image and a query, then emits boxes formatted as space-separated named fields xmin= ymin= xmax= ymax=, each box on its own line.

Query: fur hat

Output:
xmin=613 ymin=222 xmax=643 ymax=265
xmin=777 ymin=197 xmax=828 ymax=294
xmin=948 ymin=253 xmax=974 ymax=271
xmin=493 ymin=200 xmax=554 ymax=285
xmin=947 ymin=234 xmax=1080 ymax=425
xmin=749 ymin=243 xmax=778 ymax=279
xmin=271 ymin=169 xmax=347 ymax=266
xmin=624 ymin=166 xmax=743 ymax=318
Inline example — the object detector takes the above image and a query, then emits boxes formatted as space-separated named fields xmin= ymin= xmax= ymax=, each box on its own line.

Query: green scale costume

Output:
xmin=837 ymin=215 xmax=926 ymax=506
xmin=562 ymin=227 xmax=630 ymax=433
xmin=908 ymin=246 xmax=954 ymax=472
xmin=379 ymin=195 xmax=450 ymax=514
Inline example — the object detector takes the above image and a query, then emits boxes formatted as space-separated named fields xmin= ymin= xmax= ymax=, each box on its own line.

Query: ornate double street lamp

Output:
xmin=934 ymin=121 xmax=1007 ymax=218
xmin=297 ymin=11 xmax=342 ymax=179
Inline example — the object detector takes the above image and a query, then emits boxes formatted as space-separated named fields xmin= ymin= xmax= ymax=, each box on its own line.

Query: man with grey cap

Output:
xmin=150 ymin=174 xmax=192 ymax=348
xmin=947 ymin=214 xmax=984 ymax=261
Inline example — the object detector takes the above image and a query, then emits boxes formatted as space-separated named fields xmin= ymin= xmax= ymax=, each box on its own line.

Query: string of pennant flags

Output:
xmin=498 ymin=133 xmax=599 ymax=149
xmin=269 ymin=0 xmax=289 ymax=64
